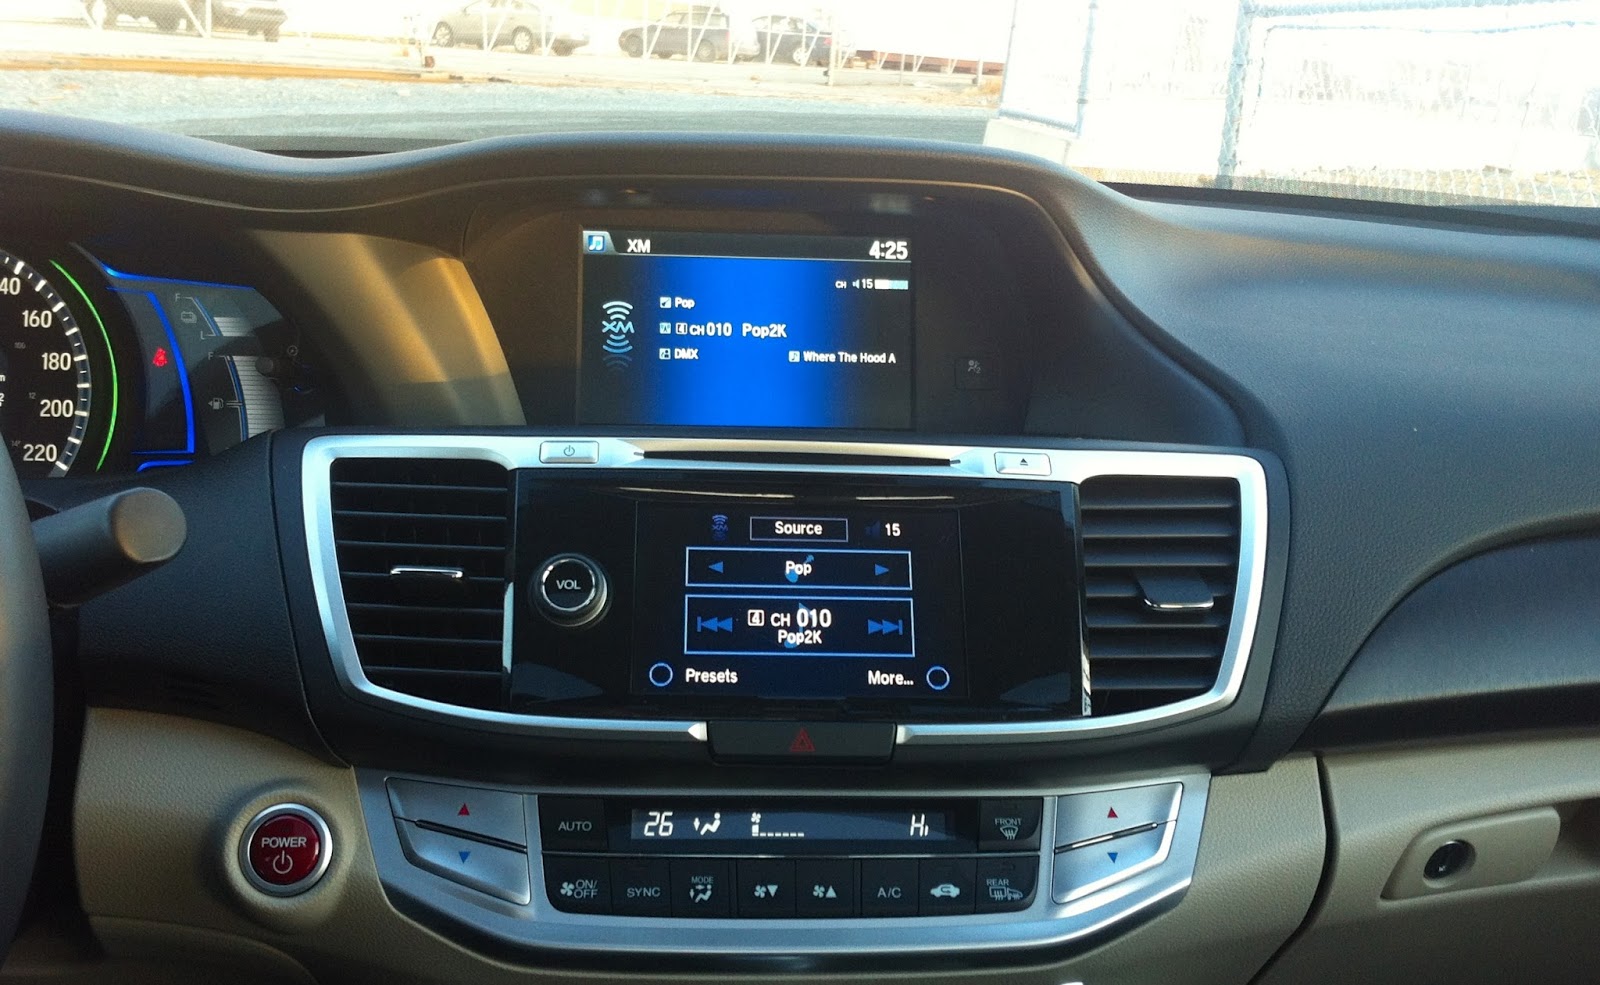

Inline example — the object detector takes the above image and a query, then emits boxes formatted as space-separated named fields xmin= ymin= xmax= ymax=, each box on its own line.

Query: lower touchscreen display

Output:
xmin=576 ymin=230 xmax=914 ymax=428
xmin=631 ymin=504 xmax=967 ymax=699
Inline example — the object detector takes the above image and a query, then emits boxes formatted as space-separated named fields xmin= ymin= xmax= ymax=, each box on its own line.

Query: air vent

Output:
xmin=329 ymin=457 xmax=512 ymax=710
xmin=1080 ymin=475 xmax=1242 ymax=716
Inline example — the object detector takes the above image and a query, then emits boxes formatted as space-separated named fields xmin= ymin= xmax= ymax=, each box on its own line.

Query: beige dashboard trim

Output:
xmin=1259 ymin=735 xmax=1600 ymax=985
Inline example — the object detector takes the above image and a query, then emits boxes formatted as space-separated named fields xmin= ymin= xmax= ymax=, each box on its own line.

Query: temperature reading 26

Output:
xmin=868 ymin=239 xmax=908 ymax=261
xmin=642 ymin=811 xmax=675 ymax=837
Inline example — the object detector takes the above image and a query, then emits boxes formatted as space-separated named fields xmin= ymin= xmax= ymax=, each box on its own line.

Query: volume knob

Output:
xmin=534 ymin=553 xmax=608 ymax=627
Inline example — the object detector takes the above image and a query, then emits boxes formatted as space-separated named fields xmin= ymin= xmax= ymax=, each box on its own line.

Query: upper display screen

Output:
xmin=575 ymin=230 xmax=914 ymax=428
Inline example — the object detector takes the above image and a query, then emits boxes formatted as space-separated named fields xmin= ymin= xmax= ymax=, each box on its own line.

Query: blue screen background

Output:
xmin=578 ymin=252 xmax=913 ymax=428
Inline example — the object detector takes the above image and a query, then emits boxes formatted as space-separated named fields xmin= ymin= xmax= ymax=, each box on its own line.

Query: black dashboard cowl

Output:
xmin=57 ymin=438 xmax=336 ymax=761
xmin=1303 ymin=533 xmax=1600 ymax=748
xmin=1052 ymin=178 xmax=1600 ymax=766
xmin=25 ymin=109 xmax=1596 ymax=766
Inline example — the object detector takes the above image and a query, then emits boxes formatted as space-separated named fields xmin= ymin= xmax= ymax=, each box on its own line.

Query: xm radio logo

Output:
xmin=599 ymin=300 xmax=635 ymax=370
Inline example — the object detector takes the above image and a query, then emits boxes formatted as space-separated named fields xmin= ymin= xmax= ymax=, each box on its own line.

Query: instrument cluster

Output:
xmin=0 ymin=242 xmax=322 ymax=479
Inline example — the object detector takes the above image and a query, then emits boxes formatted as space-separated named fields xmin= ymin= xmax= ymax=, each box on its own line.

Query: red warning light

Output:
xmin=788 ymin=728 xmax=816 ymax=754
xmin=151 ymin=346 xmax=170 ymax=368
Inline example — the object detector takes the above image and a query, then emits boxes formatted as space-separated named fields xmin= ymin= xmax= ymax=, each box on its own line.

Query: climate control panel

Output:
xmin=357 ymin=772 xmax=1208 ymax=964
xmin=536 ymin=796 xmax=1043 ymax=918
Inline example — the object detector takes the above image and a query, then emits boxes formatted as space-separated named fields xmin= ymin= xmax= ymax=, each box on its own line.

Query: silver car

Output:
xmin=431 ymin=0 xmax=589 ymax=55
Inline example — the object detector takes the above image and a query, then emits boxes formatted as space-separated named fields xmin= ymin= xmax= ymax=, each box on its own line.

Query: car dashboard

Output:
xmin=5 ymin=108 xmax=1600 ymax=985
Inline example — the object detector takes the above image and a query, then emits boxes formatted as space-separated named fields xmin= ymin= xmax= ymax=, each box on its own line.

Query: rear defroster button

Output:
xmin=240 ymin=804 xmax=331 ymax=896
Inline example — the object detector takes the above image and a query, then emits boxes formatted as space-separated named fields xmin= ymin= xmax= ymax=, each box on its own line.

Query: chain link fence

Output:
xmin=993 ymin=0 xmax=1600 ymax=207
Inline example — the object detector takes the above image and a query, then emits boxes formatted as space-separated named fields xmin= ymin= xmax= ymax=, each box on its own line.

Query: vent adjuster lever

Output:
xmin=1136 ymin=573 xmax=1215 ymax=613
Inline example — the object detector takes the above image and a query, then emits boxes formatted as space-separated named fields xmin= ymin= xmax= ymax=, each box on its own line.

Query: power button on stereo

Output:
xmin=534 ymin=553 xmax=608 ymax=627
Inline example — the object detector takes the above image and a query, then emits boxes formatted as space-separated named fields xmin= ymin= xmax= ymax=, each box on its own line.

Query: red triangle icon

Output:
xmin=458 ymin=803 xmax=471 ymax=817
xmin=788 ymin=728 xmax=816 ymax=754
xmin=1107 ymin=807 xmax=1118 ymax=819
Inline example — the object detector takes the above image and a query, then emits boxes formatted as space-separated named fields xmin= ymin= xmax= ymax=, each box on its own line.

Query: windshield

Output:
xmin=2 ymin=0 xmax=1596 ymax=208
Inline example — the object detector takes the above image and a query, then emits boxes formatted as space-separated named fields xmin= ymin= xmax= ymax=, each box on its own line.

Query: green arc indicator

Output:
xmin=51 ymin=261 xmax=118 ymax=472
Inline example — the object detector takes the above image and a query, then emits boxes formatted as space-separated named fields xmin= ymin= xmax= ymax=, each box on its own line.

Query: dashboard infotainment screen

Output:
xmin=510 ymin=477 xmax=1083 ymax=720
xmin=631 ymin=503 xmax=967 ymax=699
xmin=576 ymin=230 xmax=914 ymax=429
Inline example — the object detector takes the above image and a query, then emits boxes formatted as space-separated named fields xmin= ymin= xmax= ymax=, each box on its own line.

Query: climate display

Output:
xmin=575 ymin=230 xmax=913 ymax=428
xmin=618 ymin=802 xmax=969 ymax=855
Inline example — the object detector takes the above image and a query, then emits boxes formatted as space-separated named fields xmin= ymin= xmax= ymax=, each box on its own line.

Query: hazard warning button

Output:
xmin=706 ymin=721 xmax=895 ymax=764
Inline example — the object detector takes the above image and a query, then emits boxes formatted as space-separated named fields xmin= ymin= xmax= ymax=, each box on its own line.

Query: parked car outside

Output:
xmin=617 ymin=6 xmax=757 ymax=63
xmin=432 ymin=0 xmax=589 ymax=55
xmin=750 ymin=14 xmax=839 ymax=67
xmin=83 ymin=0 xmax=287 ymax=41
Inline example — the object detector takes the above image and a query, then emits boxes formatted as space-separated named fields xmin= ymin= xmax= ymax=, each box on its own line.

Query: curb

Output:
xmin=0 ymin=52 xmax=450 ymax=83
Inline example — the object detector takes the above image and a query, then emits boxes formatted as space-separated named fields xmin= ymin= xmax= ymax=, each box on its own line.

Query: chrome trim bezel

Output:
xmin=355 ymin=770 xmax=1210 ymax=960
xmin=533 ymin=553 xmax=608 ymax=626
xmin=303 ymin=436 xmax=1269 ymax=745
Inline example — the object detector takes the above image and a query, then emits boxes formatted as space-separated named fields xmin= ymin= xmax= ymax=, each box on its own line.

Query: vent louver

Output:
xmin=330 ymin=457 xmax=512 ymax=710
xmin=1080 ymin=475 xmax=1242 ymax=716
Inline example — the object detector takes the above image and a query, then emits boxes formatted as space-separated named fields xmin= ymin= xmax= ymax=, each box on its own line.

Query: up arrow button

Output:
xmin=994 ymin=451 xmax=1052 ymax=476
xmin=387 ymin=778 xmax=528 ymax=849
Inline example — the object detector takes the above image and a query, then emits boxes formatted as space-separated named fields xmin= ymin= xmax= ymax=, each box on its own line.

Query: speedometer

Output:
xmin=0 ymin=249 xmax=92 ymax=478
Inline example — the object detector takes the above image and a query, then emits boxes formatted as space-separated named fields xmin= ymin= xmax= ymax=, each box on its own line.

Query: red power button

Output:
xmin=241 ymin=806 xmax=330 ymax=895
